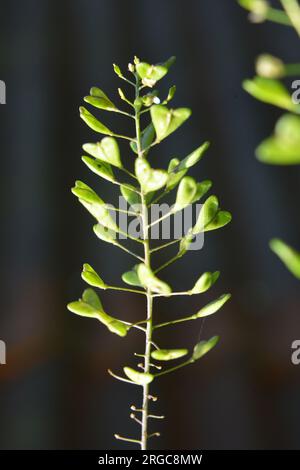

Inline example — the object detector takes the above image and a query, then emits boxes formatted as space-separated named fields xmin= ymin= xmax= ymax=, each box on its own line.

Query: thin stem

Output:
xmin=122 ymin=168 xmax=138 ymax=180
xmin=280 ymin=0 xmax=300 ymax=35
xmin=153 ymin=291 xmax=191 ymax=298
xmin=134 ymin=74 xmax=154 ymax=451
xmin=115 ymin=109 xmax=135 ymax=119
xmin=115 ymin=243 xmax=144 ymax=262
xmin=154 ymin=313 xmax=196 ymax=330
xmin=107 ymin=285 xmax=146 ymax=295
xmin=108 ymin=206 xmax=139 ymax=217
xmin=154 ymin=253 xmax=181 ymax=274
xmin=114 ymin=434 xmax=141 ymax=445
xmin=154 ymin=359 xmax=192 ymax=378
xmin=150 ymin=238 xmax=181 ymax=253
xmin=147 ymin=209 xmax=174 ymax=229
xmin=113 ymin=133 xmax=135 ymax=142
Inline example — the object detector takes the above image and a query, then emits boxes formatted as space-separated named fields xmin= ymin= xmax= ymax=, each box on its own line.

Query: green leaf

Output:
xmin=243 ymin=77 xmax=300 ymax=113
xmin=256 ymin=114 xmax=300 ymax=165
xmin=137 ymin=263 xmax=171 ymax=295
xmin=270 ymin=238 xmax=300 ymax=279
xmin=178 ymin=142 xmax=210 ymax=170
xmin=174 ymin=176 xmax=198 ymax=211
xmin=130 ymin=123 xmax=156 ymax=154
xmin=123 ymin=367 xmax=154 ymax=385
xmin=93 ymin=223 xmax=119 ymax=246
xmin=81 ymin=263 xmax=107 ymax=289
xmin=122 ymin=268 xmax=142 ymax=287
xmin=191 ymin=180 xmax=212 ymax=204
xmin=191 ymin=336 xmax=219 ymax=361
xmin=166 ymin=158 xmax=187 ymax=191
xmin=151 ymin=349 xmax=188 ymax=361
xmin=162 ymin=85 xmax=176 ymax=104
xmin=189 ymin=271 xmax=220 ymax=294
xmin=136 ymin=56 xmax=176 ymax=87
xmin=192 ymin=196 xmax=231 ymax=234
xmin=150 ymin=105 xmax=191 ymax=141
xmin=120 ymin=184 xmax=141 ymax=209
xmin=67 ymin=289 xmax=129 ymax=337
xmin=196 ymin=293 xmax=231 ymax=318
xmin=79 ymin=106 xmax=113 ymax=134
xmin=71 ymin=180 xmax=104 ymax=205
xmin=82 ymin=156 xmax=115 ymax=182
xmin=83 ymin=137 xmax=122 ymax=168
xmin=135 ymin=158 xmax=168 ymax=194
xmin=84 ymin=87 xmax=117 ymax=111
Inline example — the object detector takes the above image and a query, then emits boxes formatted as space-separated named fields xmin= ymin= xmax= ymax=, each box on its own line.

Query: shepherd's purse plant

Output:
xmin=67 ymin=56 xmax=232 ymax=449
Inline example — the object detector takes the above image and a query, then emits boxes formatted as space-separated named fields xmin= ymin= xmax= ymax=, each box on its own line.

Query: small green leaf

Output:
xmin=150 ymin=105 xmax=191 ymax=141
xmin=93 ymin=223 xmax=119 ymax=246
xmin=68 ymin=288 xmax=128 ymax=337
xmin=174 ymin=176 xmax=198 ymax=211
xmin=136 ymin=56 xmax=175 ymax=87
xmin=123 ymin=367 xmax=154 ymax=384
xmin=71 ymin=181 xmax=104 ymax=205
xmin=84 ymin=87 xmax=117 ymax=111
xmin=151 ymin=349 xmax=188 ymax=361
xmin=256 ymin=113 xmax=300 ymax=165
xmin=243 ymin=77 xmax=300 ymax=113
xmin=191 ymin=180 xmax=212 ymax=204
xmin=83 ymin=137 xmax=122 ymax=168
xmin=81 ymin=263 xmax=107 ymax=289
xmin=196 ymin=293 xmax=231 ymax=318
xmin=192 ymin=336 xmax=219 ymax=361
xmin=166 ymin=158 xmax=186 ymax=191
xmin=135 ymin=158 xmax=168 ymax=194
xmin=163 ymin=85 xmax=176 ymax=104
xmin=79 ymin=106 xmax=113 ymax=134
xmin=137 ymin=263 xmax=171 ymax=295
xmin=270 ymin=238 xmax=300 ymax=279
xmin=120 ymin=184 xmax=141 ymax=209
xmin=189 ymin=271 xmax=220 ymax=294
xmin=77 ymin=193 xmax=118 ymax=231
xmin=178 ymin=142 xmax=210 ymax=170
xmin=82 ymin=156 xmax=115 ymax=182
xmin=130 ymin=123 xmax=156 ymax=154
xmin=113 ymin=63 xmax=123 ymax=78
xmin=192 ymin=196 xmax=231 ymax=234
xmin=122 ymin=265 xmax=142 ymax=287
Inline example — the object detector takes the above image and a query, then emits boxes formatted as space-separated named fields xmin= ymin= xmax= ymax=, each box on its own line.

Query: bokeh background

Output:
xmin=0 ymin=0 xmax=300 ymax=450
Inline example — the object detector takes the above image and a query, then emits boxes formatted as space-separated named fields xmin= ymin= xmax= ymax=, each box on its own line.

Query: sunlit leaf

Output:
xmin=84 ymin=87 xmax=117 ymax=111
xmin=67 ymin=289 xmax=129 ymax=337
xmin=256 ymin=113 xmax=300 ymax=165
xmin=135 ymin=158 xmax=168 ymax=194
xmin=130 ymin=123 xmax=156 ymax=154
xmin=196 ymin=293 xmax=231 ymax=318
xmin=189 ymin=271 xmax=220 ymax=294
xmin=71 ymin=180 xmax=104 ymax=205
xmin=151 ymin=105 xmax=191 ymax=141
xmin=120 ymin=184 xmax=141 ymax=209
xmin=123 ymin=367 xmax=154 ymax=384
xmin=81 ymin=263 xmax=107 ymax=289
xmin=83 ymin=137 xmax=122 ymax=168
xmin=79 ymin=106 xmax=113 ymax=134
xmin=174 ymin=176 xmax=197 ymax=211
xmin=151 ymin=349 xmax=188 ymax=361
xmin=191 ymin=336 xmax=219 ymax=361
xmin=93 ymin=223 xmax=120 ymax=246
xmin=122 ymin=266 xmax=142 ymax=287
xmin=136 ymin=56 xmax=175 ymax=87
xmin=192 ymin=196 xmax=231 ymax=234
xmin=82 ymin=156 xmax=115 ymax=182
xmin=137 ymin=263 xmax=171 ymax=295
xmin=243 ymin=77 xmax=300 ymax=113
xmin=270 ymin=238 xmax=300 ymax=279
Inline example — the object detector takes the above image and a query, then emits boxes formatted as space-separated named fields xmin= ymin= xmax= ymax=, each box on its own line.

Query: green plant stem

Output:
xmin=134 ymin=75 xmax=154 ymax=451
xmin=154 ymin=359 xmax=192 ymax=378
xmin=280 ymin=0 xmax=300 ymax=36
xmin=154 ymin=253 xmax=181 ymax=274
xmin=106 ymin=285 xmax=146 ymax=295
xmin=154 ymin=313 xmax=197 ymax=330
xmin=150 ymin=238 xmax=181 ymax=253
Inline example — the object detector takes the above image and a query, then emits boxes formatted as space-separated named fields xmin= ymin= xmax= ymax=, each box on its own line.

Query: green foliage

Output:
xmin=240 ymin=0 xmax=300 ymax=278
xmin=68 ymin=56 xmax=231 ymax=449
xmin=270 ymin=238 xmax=300 ymax=279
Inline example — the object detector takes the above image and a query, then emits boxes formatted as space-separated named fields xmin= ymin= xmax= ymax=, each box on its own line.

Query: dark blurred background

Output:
xmin=0 ymin=0 xmax=300 ymax=450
